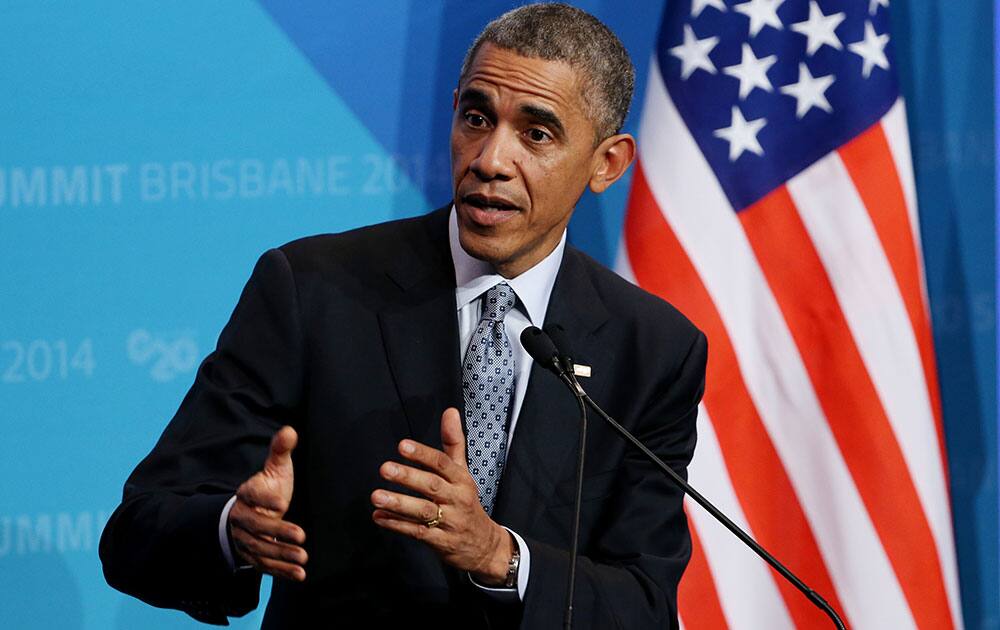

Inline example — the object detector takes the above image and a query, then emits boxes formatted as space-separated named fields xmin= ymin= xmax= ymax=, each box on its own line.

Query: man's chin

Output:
xmin=458 ymin=231 xmax=509 ymax=266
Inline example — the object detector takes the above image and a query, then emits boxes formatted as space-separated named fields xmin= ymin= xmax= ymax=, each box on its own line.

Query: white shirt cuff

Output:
xmin=218 ymin=494 xmax=239 ymax=571
xmin=468 ymin=527 xmax=531 ymax=601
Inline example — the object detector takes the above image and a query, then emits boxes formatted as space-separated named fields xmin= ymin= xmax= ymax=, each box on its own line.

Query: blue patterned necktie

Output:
xmin=462 ymin=282 xmax=516 ymax=515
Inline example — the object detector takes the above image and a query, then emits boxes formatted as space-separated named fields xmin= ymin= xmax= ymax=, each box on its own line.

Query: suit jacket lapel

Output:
xmin=377 ymin=208 xmax=462 ymax=450
xmin=493 ymin=248 xmax=611 ymax=532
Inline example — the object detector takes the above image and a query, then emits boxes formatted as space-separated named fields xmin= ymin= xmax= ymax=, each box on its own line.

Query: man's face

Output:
xmin=450 ymin=44 xmax=602 ymax=278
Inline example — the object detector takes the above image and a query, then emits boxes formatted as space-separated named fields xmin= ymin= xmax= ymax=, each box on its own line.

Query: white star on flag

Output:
xmin=870 ymin=0 xmax=889 ymax=15
xmin=670 ymin=24 xmax=720 ymax=80
xmin=692 ymin=0 xmax=727 ymax=18
xmin=848 ymin=21 xmax=890 ymax=78
xmin=780 ymin=62 xmax=835 ymax=118
xmin=723 ymin=43 xmax=778 ymax=100
xmin=734 ymin=0 xmax=785 ymax=37
xmin=791 ymin=1 xmax=845 ymax=55
xmin=714 ymin=105 xmax=767 ymax=161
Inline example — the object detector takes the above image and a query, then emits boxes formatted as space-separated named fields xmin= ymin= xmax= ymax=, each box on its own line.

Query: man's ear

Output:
xmin=452 ymin=88 xmax=459 ymax=111
xmin=589 ymin=133 xmax=637 ymax=194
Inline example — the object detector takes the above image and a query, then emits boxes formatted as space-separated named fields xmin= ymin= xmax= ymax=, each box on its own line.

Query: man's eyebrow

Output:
xmin=457 ymin=87 xmax=493 ymax=109
xmin=520 ymin=104 xmax=565 ymax=138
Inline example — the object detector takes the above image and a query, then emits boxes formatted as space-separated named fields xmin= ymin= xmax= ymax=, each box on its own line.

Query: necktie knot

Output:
xmin=482 ymin=282 xmax=515 ymax=322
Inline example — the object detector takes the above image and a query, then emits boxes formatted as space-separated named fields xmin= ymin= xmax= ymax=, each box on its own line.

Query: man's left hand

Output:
xmin=371 ymin=407 xmax=513 ymax=586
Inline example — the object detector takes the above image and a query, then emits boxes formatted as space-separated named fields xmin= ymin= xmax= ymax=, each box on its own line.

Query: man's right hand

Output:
xmin=228 ymin=425 xmax=308 ymax=581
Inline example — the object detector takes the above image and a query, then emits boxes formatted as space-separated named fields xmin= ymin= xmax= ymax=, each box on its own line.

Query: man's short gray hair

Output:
xmin=459 ymin=3 xmax=636 ymax=141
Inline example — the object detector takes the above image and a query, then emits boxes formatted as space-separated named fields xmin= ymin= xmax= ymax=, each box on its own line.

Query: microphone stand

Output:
xmin=558 ymin=369 xmax=587 ymax=630
xmin=519 ymin=325 xmax=588 ymax=629
xmin=572 ymin=385 xmax=847 ymax=630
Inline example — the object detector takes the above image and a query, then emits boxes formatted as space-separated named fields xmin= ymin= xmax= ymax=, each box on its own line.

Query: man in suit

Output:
xmin=100 ymin=4 xmax=706 ymax=628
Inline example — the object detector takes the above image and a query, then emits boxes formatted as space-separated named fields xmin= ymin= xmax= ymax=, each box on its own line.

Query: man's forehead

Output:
xmin=458 ymin=45 xmax=590 ymax=116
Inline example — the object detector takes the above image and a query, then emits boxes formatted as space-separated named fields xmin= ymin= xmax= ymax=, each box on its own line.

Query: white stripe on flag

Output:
xmin=638 ymin=56 xmax=916 ymax=629
xmin=688 ymin=405 xmax=794 ymax=630
xmin=613 ymin=233 xmax=638 ymax=285
xmin=882 ymin=100 xmax=935 ymax=310
xmin=882 ymin=100 xmax=923 ymax=262
xmin=789 ymin=153 xmax=963 ymax=629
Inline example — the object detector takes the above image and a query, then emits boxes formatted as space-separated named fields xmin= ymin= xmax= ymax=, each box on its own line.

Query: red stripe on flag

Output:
xmin=625 ymin=161 xmax=846 ymax=628
xmin=679 ymin=517 xmax=730 ymax=630
xmin=838 ymin=123 xmax=949 ymax=479
xmin=739 ymin=187 xmax=954 ymax=630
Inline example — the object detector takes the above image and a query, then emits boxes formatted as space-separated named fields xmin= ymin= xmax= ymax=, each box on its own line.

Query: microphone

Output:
xmin=520 ymin=326 xmax=847 ymax=630
xmin=520 ymin=326 xmax=587 ymax=630
xmin=545 ymin=323 xmax=576 ymax=376
xmin=519 ymin=326 xmax=563 ymax=376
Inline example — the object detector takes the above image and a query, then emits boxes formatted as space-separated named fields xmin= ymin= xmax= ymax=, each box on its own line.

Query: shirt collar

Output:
xmin=449 ymin=205 xmax=566 ymax=326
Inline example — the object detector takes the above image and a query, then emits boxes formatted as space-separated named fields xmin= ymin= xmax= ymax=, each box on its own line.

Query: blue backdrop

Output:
xmin=0 ymin=1 xmax=995 ymax=628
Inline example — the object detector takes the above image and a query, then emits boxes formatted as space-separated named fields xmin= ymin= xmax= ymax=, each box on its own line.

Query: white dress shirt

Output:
xmin=220 ymin=206 xmax=567 ymax=603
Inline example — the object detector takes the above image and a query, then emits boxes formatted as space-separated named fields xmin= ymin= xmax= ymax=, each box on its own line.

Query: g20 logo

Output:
xmin=127 ymin=329 xmax=198 ymax=382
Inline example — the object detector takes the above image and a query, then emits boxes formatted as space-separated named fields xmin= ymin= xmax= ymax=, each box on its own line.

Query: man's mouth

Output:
xmin=462 ymin=193 xmax=520 ymax=212
xmin=459 ymin=193 xmax=521 ymax=227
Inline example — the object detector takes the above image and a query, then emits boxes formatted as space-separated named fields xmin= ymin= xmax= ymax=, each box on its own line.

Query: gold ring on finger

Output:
xmin=425 ymin=505 xmax=443 ymax=528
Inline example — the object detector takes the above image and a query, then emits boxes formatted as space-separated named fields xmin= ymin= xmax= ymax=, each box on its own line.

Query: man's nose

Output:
xmin=470 ymin=128 xmax=516 ymax=182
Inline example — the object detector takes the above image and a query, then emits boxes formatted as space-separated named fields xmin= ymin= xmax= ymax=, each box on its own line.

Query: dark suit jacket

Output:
xmin=100 ymin=206 xmax=707 ymax=629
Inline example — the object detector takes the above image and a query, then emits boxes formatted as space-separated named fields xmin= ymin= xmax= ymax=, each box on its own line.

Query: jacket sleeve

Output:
xmin=99 ymin=248 xmax=305 ymax=624
xmin=518 ymin=328 xmax=707 ymax=630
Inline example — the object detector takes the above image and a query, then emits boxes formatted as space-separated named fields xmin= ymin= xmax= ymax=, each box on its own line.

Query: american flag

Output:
xmin=617 ymin=1 xmax=963 ymax=628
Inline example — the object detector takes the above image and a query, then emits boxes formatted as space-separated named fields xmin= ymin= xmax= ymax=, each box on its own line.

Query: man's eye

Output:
xmin=465 ymin=113 xmax=488 ymax=128
xmin=527 ymin=128 xmax=551 ymax=143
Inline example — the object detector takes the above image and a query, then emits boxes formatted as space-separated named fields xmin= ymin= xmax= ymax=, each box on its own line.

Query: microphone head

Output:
xmin=545 ymin=323 xmax=574 ymax=370
xmin=519 ymin=326 xmax=563 ymax=375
